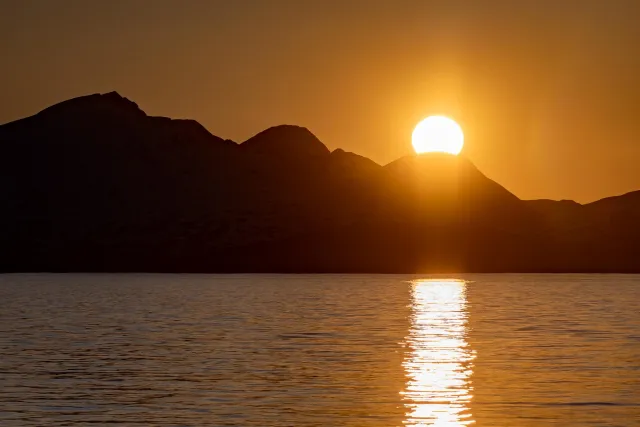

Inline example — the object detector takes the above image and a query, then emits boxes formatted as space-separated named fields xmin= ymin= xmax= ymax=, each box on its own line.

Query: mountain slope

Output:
xmin=525 ymin=191 xmax=640 ymax=271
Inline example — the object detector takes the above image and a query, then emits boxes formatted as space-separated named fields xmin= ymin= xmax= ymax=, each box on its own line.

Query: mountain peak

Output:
xmin=37 ymin=91 xmax=146 ymax=120
xmin=241 ymin=125 xmax=330 ymax=159
xmin=384 ymin=152 xmax=520 ymax=204
xmin=384 ymin=152 xmax=476 ymax=173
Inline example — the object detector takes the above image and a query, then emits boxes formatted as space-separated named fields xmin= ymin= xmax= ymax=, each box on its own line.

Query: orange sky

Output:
xmin=2 ymin=0 xmax=639 ymax=202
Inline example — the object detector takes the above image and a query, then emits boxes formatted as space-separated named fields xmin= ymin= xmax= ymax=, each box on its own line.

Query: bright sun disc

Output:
xmin=412 ymin=116 xmax=464 ymax=155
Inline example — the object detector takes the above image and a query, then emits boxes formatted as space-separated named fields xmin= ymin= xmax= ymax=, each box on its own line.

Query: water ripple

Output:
xmin=0 ymin=273 xmax=638 ymax=426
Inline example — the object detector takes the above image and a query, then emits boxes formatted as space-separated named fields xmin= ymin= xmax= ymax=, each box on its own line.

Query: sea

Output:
xmin=0 ymin=274 xmax=638 ymax=426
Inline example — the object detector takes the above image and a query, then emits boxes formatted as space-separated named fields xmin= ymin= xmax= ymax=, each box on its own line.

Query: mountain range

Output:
xmin=1 ymin=92 xmax=638 ymax=273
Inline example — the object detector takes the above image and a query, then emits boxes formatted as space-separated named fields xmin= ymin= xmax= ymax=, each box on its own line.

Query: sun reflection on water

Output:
xmin=402 ymin=279 xmax=476 ymax=426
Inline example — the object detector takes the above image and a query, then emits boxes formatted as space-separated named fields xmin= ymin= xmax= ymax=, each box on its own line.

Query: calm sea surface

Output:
xmin=0 ymin=274 xmax=638 ymax=426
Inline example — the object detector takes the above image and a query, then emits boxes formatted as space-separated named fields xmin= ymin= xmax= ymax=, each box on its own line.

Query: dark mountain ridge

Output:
xmin=1 ymin=92 xmax=638 ymax=273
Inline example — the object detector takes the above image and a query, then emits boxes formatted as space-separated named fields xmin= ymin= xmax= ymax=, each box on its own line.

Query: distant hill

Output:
xmin=1 ymin=92 xmax=638 ymax=273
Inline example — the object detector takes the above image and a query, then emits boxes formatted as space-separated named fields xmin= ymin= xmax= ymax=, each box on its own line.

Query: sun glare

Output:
xmin=412 ymin=116 xmax=464 ymax=155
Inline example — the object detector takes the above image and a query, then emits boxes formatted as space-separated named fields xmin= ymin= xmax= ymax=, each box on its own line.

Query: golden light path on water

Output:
xmin=402 ymin=279 xmax=476 ymax=426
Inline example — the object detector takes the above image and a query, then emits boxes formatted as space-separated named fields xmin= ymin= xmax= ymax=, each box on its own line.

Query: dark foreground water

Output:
xmin=0 ymin=274 xmax=638 ymax=426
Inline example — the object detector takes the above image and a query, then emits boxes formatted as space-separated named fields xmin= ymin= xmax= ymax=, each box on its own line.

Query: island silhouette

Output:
xmin=1 ymin=92 xmax=638 ymax=273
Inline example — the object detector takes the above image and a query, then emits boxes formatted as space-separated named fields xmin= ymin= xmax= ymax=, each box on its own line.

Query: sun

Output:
xmin=412 ymin=116 xmax=464 ymax=155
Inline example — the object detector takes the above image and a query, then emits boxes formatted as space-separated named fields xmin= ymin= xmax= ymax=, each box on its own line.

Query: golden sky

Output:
xmin=2 ymin=0 xmax=639 ymax=202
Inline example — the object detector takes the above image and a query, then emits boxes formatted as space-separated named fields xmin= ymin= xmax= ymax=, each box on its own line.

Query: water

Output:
xmin=0 ymin=274 xmax=638 ymax=426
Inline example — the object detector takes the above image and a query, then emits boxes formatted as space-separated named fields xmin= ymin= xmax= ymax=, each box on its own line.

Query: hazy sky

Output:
xmin=2 ymin=0 xmax=639 ymax=202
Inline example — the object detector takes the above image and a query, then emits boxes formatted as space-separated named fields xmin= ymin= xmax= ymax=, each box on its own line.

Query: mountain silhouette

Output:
xmin=1 ymin=92 xmax=638 ymax=273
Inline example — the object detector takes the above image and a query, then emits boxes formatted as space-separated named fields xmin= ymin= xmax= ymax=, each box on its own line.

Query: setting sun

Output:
xmin=412 ymin=116 xmax=464 ymax=155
